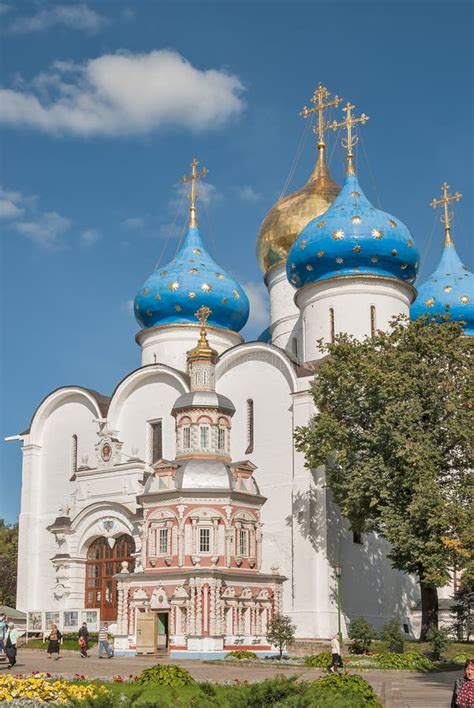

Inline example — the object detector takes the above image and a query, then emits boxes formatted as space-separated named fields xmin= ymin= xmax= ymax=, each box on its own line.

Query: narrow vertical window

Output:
xmin=158 ymin=528 xmax=168 ymax=555
xmin=329 ymin=307 xmax=335 ymax=343
xmin=291 ymin=337 xmax=298 ymax=359
xmin=71 ymin=434 xmax=78 ymax=476
xmin=370 ymin=305 xmax=376 ymax=338
xmin=200 ymin=426 xmax=209 ymax=449
xmin=199 ymin=528 xmax=211 ymax=553
xmin=245 ymin=399 xmax=254 ymax=455
xmin=183 ymin=426 xmax=191 ymax=449
xmin=148 ymin=420 xmax=163 ymax=464
xmin=218 ymin=427 xmax=226 ymax=451
xmin=238 ymin=528 xmax=248 ymax=556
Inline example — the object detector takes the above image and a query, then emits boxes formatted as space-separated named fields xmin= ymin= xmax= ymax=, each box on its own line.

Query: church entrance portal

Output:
xmin=136 ymin=611 xmax=169 ymax=654
xmin=85 ymin=535 xmax=135 ymax=621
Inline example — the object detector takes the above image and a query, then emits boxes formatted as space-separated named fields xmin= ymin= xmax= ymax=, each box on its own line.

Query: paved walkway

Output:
xmin=1 ymin=649 xmax=461 ymax=706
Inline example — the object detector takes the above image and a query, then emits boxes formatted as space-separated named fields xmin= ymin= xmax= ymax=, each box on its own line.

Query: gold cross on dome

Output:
xmin=195 ymin=305 xmax=211 ymax=328
xmin=330 ymin=101 xmax=369 ymax=175
xmin=300 ymin=83 xmax=343 ymax=147
xmin=181 ymin=158 xmax=208 ymax=227
xmin=430 ymin=182 xmax=462 ymax=246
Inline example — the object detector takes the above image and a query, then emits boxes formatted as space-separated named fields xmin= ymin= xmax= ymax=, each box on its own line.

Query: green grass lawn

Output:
xmin=22 ymin=638 xmax=98 ymax=651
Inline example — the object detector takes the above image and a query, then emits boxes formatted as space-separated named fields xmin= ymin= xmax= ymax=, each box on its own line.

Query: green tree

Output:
xmin=294 ymin=316 xmax=473 ymax=640
xmin=0 ymin=518 xmax=19 ymax=607
xmin=450 ymin=582 xmax=474 ymax=641
xmin=348 ymin=617 xmax=375 ymax=654
xmin=265 ymin=613 xmax=296 ymax=659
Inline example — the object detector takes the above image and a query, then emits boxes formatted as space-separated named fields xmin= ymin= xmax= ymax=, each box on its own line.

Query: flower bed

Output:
xmin=0 ymin=674 xmax=109 ymax=703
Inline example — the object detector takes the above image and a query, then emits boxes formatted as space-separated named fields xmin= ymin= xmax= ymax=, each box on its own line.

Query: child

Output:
xmin=79 ymin=634 xmax=88 ymax=658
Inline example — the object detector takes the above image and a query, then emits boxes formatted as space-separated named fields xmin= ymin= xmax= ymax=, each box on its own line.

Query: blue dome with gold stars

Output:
xmin=134 ymin=224 xmax=249 ymax=331
xmin=286 ymin=172 xmax=420 ymax=289
xmin=411 ymin=237 xmax=474 ymax=335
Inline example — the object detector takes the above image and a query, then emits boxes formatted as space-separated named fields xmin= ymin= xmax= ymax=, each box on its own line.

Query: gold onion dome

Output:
xmin=256 ymin=83 xmax=342 ymax=273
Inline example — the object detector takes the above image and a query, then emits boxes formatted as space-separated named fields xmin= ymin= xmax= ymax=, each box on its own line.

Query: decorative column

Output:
xmin=196 ymin=581 xmax=203 ymax=636
xmin=178 ymin=525 xmax=185 ymax=567
xmin=225 ymin=528 xmax=233 ymax=567
xmin=209 ymin=579 xmax=216 ymax=635
xmin=192 ymin=519 xmax=198 ymax=555
xmin=256 ymin=523 xmax=263 ymax=570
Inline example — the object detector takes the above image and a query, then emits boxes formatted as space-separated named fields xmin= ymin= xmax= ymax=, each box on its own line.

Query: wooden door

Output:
xmin=85 ymin=535 xmax=135 ymax=621
xmin=136 ymin=613 xmax=156 ymax=654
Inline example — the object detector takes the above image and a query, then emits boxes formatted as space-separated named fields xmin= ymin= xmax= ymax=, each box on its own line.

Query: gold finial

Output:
xmin=187 ymin=305 xmax=217 ymax=362
xmin=430 ymin=182 xmax=462 ymax=246
xmin=300 ymin=82 xmax=343 ymax=149
xmin=181 ymin=157 xmax=208 ymax=228
xmin=330 ymin=101 xmax=369 ymax=175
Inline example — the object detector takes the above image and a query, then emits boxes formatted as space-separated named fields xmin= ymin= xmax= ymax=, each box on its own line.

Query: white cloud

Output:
xmin=235 ymin=185 xmax=261 ymax=203
xmin=121 ymin=216 xmax=146 ymax=230
xmin=121 ymin=299 xmax=134 ymax=314
xmin=0 ymin=3 xmax=12 ymax=15
xmin=0 ymin=49 xmax=245 ymax=137
xmin=81 ymin=227 xmax=100 ymax=246
xmin=14 ymin=211 xmax=71 ymax=248
xmin=241 ymin=281 xmax=269 ymax=338
xmin=6 ymin=4 xmax=108 ymax=35
xmin=0 ymin=188 xmax=25 ymax=219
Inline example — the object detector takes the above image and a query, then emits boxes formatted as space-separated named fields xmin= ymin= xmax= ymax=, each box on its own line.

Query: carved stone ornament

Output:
xmin=95 ymin=427 xmax=123 ymax=467
xmin=53 ymin=583 xmax=69 ymax=600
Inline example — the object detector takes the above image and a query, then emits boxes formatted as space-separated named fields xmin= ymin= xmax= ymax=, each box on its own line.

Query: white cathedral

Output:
xmin=13 ymin=85 xmax=473 ymax=657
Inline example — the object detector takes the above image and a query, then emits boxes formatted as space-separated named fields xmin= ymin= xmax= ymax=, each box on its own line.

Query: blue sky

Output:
xmin=1 ymin=0 xmax=473 ymax=523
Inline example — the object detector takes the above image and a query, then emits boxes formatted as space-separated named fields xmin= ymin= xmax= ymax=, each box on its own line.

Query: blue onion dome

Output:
xmin=134 ymin=159 xmax=249 ymax=332
xmin=134 ymin=225 xmax=249 ymax=331
xmin=286 ymin=171 xmax=420 ymax=288
xmin=411 ymin=233 xmax=474 ymax=335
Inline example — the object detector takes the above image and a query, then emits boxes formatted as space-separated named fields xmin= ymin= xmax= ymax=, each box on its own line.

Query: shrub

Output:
xmin=135 ymin=664 xmax=195 ymax=687
xmin=304 ymin=651 xmax=333 ymax=668
xmin=266 ymin=614 xmax=296 ymax=659
xmin=298 ymin=672 xmax=381 ymax=707
xmin=374 ymin=652 xmax=434 ymax=670
xmin=348 ymin=617 xmax=375 ymax=654
xmin=379 ymin=618 xmax=405 ymax=653
xmin=234 ymin=675 xmax=303 ymax=706
xmin=426 ymin=627 xmax=450 ymax=660
xmin=453 ymin=653 xmax=471 ymax=663
xmin=225 ymin=650 xmax=258 ymax=661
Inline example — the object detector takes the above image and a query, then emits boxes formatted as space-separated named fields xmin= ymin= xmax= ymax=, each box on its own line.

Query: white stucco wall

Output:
xmin=265 ymin=262 xmax=302 ymax=355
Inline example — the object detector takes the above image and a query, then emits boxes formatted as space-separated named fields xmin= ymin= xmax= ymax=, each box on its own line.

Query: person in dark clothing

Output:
xmin=5 ymin=622 xmax=19 ymax=669
xmin=78 ymin=622 xmax=89 ymax=658
xmin=46 ymin=624 xmax=62 ymax=660
xmin=451 ymin=659 xmax=474 ymax=708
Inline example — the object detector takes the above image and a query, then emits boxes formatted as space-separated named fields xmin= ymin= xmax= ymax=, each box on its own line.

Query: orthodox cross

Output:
xmin=430 ymin=182 xmax=462 ymax=246
xmin=181 ymin=158 xmax=208 ymax=227
xmin=300 ymin=83 xmax=343 ymax=147
xmin=330 ymin=101 xmax=369 ymax=175
xmin=195 ymin=305 xmax=212 ymax=328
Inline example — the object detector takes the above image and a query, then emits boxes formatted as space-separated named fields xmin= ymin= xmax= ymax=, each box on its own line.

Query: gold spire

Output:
xmin=300 ymin=83 xmax=342 ymax=181
xmin=430 ymin=181 xmax=462 ymax=246
xmin=181 ymin=157 xmax=208 ymax=228
xmin=330 ymin=101 xmax=369 ymax=175
xmin=187 ymin=306 xmax=218 ymax=362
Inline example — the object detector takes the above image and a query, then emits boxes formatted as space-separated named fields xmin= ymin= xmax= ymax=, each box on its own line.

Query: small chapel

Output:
xmin=13 ymin=83 xmax=473 ymax=657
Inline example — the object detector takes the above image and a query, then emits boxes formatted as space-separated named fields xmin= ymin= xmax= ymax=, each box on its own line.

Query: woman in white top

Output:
xmin=330 ymin=633 xmax=342 ymax=672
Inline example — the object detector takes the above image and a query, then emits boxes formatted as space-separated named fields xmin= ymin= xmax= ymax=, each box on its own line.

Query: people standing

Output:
xmin=78 ymin=622 xmax=89 ymax=658
xmin=330 ymin=633 xmax=342 ymax=673
xmin=98 ymin=622 xmax=112 ymax=659
xmin=0 ymin=613 xmax=6 ymax=655
xmin=451 ymin=658 xmax=474 ymax=707
xmin=46 ymin=623 xmax=62 ymax=660
xmin=4 ymin=622 xmax=19 ymax=669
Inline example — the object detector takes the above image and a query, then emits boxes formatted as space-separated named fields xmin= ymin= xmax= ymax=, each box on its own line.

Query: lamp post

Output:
xmin=334 ymin=565 xmax=342 ymax=642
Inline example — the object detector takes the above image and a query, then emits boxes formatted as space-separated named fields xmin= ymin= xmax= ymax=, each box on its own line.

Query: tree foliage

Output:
xmin=294 ymin=316 xmax=473 ymax=638
xmin=348 ymin=617 xmax=375 ymax=654
xmin=0 ymin=518 xmax=19 ymax=607
xmin=450 ymin=582 xmax=474 ymax=641
xmin=265 ymin=613 xmax=296 ymax=659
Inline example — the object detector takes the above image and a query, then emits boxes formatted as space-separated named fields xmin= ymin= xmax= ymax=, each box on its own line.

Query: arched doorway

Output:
xmin=85 ymin=535 xmax=135 ymax=621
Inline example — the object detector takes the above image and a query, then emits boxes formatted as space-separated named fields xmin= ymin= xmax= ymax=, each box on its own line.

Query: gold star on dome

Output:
xmin=401 ymin=263 xmax=408 ymax=270
xmin=169 ymin=281 xmax=180 ymax=291
xmin=372 ymin=229 xmax=383 ymax=239
xmin=317 ymin=220 xmax=327 ymax=229
xmin=189 ymin=267 xmax=199 ymax=274
xmin=154 ymin=294 xmax=161 ymax=301
xmin=146 ymin=310 xmax=152 ymax=317
xmin=175 ymin=304 xmax=182 ymax=312
xmin=371 ymin=256 xmax=379 ymax=263
xmin=201 ymin=283 xmax=212 ymax=292
xmin=425 ymin=297 xmax=435 ymax=307
xmin=353 ymin=244 xmax=362 ymax=253
xmin=222 ymin=297 xmax=228 ymax=304
xmin=143 ymin=288 xmax=150 ymax=295
xmin=352 ymin=215 xmax=362 ymax=224
xmin=406 ymin=239 xmax=413 ymax=248
xmin=193 ymin=247 xmax=202 ymax=255
xmin=215 ymin=272 xmax=225 ymax=279
xmin=460 ymin=295 xmax=470 ymax=304
xmin=300 ymin=240 xmax=308 ymax=249
xmin=188 ymin=291 xmax=196 ymax=299
xmin=336 ymin=257 xmax=344 ymax=264
xmin=391 ymin=249 xmax=398 ymax=256
xmin=444 ymin=285 xmax=452 ymax=292
xmin=306 ymin=264 xmax=313 ymax=271
xmin=317 ymin=250 xmax=324 ymax=257
xmin=160 ymin=270 xmax=168 ymax=276
xmin=332 ymin=229 xmax=344 ymax=240
xmin=232 ymin=289 xmax=240 ymax=299
xmin=351 ymin=191 xmax=360 ymax=198
xmin=388 ymin=219 xmax=397 ymax=228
